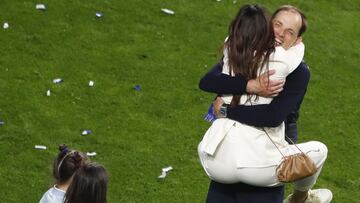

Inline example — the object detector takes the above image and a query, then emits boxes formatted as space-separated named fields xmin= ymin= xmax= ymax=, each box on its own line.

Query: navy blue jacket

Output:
xmin=199 ymin=62 xmax=310 ymax=127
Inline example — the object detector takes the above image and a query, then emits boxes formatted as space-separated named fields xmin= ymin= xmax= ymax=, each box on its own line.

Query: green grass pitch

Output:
xmin=0 ymin=0 xmax=359 ymax=202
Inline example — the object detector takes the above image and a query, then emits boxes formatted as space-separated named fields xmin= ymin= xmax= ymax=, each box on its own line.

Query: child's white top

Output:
xmin=39 ymin=185 xmax=65 ymax=203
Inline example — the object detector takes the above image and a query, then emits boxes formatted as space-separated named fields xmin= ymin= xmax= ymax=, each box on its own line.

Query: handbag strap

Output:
xmin=261 ymin=127 xmax=305 ymax=158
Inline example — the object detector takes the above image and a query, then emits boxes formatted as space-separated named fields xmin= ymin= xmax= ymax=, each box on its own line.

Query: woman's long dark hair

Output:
xmin=225 ymin=4 xmax=275 ymax=105
xmin=64 ymin=163 xmax=108 ymax=203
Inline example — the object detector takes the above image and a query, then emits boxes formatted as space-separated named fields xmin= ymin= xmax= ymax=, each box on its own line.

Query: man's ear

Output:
xmin=295 ymin=36 xmax=303 ymax=45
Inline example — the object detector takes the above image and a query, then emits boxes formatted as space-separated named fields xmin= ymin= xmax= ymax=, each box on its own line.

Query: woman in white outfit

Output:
xmin=198 ymin=4 xmax=331 ymax=203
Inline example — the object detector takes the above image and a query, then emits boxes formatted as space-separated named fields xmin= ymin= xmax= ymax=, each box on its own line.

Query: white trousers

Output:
xmin=198 ymin=137 xmax=328 ymax=191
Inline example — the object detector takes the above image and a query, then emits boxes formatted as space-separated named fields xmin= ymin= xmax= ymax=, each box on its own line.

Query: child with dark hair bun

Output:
xmin=39 ymin=144 xmax=88 ymax=203
xmin=64 ymin=163 xmax=108 ymax=203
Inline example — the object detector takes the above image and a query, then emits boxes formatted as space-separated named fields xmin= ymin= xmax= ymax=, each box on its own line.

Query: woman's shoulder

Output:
xmin=273 ymin=42 xmax=305 ymax=60
xmin=270 ymin=42 xmax=305 ymax=75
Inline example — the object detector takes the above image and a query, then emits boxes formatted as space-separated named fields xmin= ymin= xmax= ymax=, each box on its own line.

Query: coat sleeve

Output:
xmin=199 ymin=62 xmax=248 ymax=95
xmin=227 ymin=62 xmax=310 ymax=127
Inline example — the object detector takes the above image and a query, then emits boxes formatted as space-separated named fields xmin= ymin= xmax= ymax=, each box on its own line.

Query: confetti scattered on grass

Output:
xmin=158 ymin=166 xmax=173 ymax=179
xmin=95 ymin=12 xmax=103 ymax=18
xmin=52 ymin=78 xmax=63 ymax=84
xmin=86 ymin=152 xmax=97 ymax=157
xmin=35 ymin=4 xmax=46 ymax=10
xmin=81 ymin=129 xmax=92 ymax=135
xmin=135 ymin=85 xmax=141 ymax=91
xmin=35 ymin=145 xmax=47 ymax=150
xmin=3 ymin=22 xmax=9 ymax=29
xmin=161 ymin=8 xmax=175 ymax=15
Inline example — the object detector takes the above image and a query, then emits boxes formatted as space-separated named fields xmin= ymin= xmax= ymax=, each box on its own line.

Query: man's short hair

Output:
xmin=272 ymin=5 xmax=307 ymax=37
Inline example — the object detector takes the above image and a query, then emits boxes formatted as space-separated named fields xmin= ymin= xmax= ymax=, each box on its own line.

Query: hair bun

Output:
xmin=59 ymin=144 xmax=69 ymax=155
xmin=59 ymin=144 xmax=67 ymax=151
xmin=73 ymin=151 xmax=84 ymax=164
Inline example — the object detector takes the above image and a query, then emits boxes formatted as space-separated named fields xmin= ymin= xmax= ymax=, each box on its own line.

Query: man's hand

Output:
xmin=213 ymin=97 xmax=225 ymax=118
xmin=246 ymin=69 xmax=284 ymax=97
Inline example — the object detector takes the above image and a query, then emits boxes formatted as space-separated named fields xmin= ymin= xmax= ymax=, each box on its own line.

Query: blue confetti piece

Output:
xmin=203 ymin=103 xmax=216 ymax=122
xmin=135 ymin=85 xmax=141 ymax=91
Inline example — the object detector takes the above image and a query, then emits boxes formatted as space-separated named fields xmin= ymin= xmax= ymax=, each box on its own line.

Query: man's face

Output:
xmin=272 ymin=10 xmax=302 ymax=49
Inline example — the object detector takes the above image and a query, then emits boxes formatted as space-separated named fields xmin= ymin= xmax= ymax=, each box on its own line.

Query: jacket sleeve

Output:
xmin=227 ymin=62 xmax=310 ymax=127
xmin=199 ymin=62 xmax=248 ymax=95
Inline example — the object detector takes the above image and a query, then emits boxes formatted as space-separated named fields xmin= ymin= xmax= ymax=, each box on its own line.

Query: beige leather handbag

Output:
xmin=263 ymin=128 xmax=317 ymax=183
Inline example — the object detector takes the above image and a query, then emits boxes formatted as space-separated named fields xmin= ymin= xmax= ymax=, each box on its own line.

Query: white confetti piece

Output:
xmin=3 ymin=22 xmax=9 ymax=29
xmin=95 ymin=12 xmax=103 ymax=18
xmin=53 ymin=78 xmax=63 ymax=84
xmin=81 ymin=130 xmax=92 ymax=135
xmin=86 ymin=152 xmax=97 ymax=157
xmin=158 ymin=166 xmax=173 ymax=179
xmin=46 ymin=89 xmax=51 ymax=96
xmin=158 ymin=171 xmax=167 ymax=179
xmin=35 ymin=145 xmax=47 ymax=150
xmin=36 ymin=4 xmax=46 ymax=10
xmin=89 ymin=80 xmax=94 ymax=87
xmin=162 ymin=166 xmax=173 ymax=173
xmin=161 ymin=8 xmax=175 ymax=15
